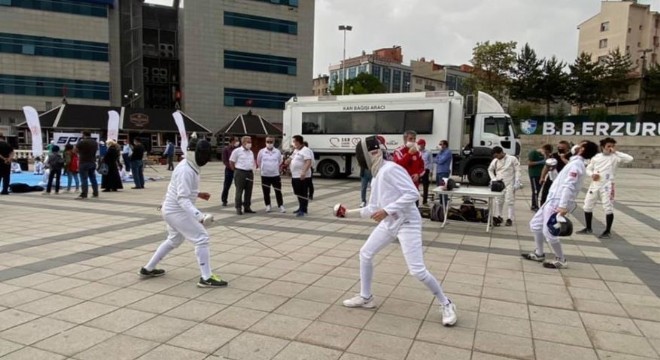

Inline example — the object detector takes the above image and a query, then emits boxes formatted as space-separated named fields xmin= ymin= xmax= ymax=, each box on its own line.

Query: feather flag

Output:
xmin=173 ymin=111 xmax=188 ymax=152
xmin=23 ymin=106 xmax=43 ymax=158
xmin=107 ymin=110 xmax=120 ymax=142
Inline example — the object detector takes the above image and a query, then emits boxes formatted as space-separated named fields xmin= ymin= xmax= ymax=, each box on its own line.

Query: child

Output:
xmin=33 ymin=157 xmax=44 ymax=175
xmin=44 ymin=145 xmax=64 ymax=195
xmin=64 ymin=144 xmax=80 ymax=192
xmin=10 ymin=160 xmax=22 ymax=173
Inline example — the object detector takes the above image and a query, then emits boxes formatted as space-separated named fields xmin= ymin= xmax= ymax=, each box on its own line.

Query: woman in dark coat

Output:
xmin=101 ymin=140 xmax=123 ymax=191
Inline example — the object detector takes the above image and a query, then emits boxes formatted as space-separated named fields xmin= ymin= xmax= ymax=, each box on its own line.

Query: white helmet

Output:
xmin=545 ymin=158 xmax=558 ymax=167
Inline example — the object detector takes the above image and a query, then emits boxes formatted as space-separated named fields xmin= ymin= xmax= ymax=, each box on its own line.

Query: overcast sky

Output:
xmin=313 ymin=0 xmax=660 ymax=75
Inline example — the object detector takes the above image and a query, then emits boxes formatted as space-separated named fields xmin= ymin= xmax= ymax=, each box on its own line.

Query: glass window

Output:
xmin=0 ymin=32 xmax=108 ymax=61
xmin=372 ymin=64 xmax=381 ymax=80
xmin=599 ymin=39 xmax=608 ymax=48
xmin=4 ymin=0 xmax=108 ymax=17
xmin=301 ymin=110 xmax=433 ymax=135
xmin=224 ymin=88 xmax=294 ymax=109
xmin=348 ymin=67 xmax=357 ymax=79
xmin=382 ymin=68 xmax=391 ymax=91
xmin=484 ymin=117 xmax=510 ymax=137
xmin=0 ymin=74 xmax=110 ymax=100
xmin=600 ymin=21 xmax=609 ymax=32
xmin=392 ymin=69 xmax=401 ymax=92
xmin=402 ymin=72 xmax=411 ymax=92
xmin=224 ymin=50 xmax=296 ymax=75
xmin=225 ymin=11 xmax=298 ymax=35
xmin=250 ymin=0 xmax=298 ymax=7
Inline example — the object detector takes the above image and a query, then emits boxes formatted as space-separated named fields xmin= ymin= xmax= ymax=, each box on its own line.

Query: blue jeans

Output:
xmin=360 ymin=169 xmax=372 ymax=203
xmin=436 ymin=171 xmax=450 ymax=203
xmin=132 ymin=160 xmax=145 ymax=188
xmin=79 ymin=162 xmax=98 ymax=197
xmin=66 ymin=170 xmax=79 ymax=191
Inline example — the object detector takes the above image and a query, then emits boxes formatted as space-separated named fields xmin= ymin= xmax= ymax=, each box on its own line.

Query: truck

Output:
xmin=281 ymin=91 xmax=520 ymax=186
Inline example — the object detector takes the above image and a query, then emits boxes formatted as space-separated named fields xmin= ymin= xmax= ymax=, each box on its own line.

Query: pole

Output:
xmin=638 ymin=49 xmax=652 ymax=121
xmin=342 ymin=29 xmax=346 ymax=96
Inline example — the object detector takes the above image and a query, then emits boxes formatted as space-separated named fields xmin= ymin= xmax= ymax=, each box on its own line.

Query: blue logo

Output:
xmin=520 ymin=119 xmax=537 ymax=135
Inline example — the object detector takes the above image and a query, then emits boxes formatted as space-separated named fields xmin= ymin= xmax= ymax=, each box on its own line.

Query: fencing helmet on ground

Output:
xmin=186 ymin=136 xmax=211 ymax=172
xmin=547 ymin=213 xmax=573 ymax=237
xmin=490 ymin=180 xmax=505 ymax=192
xmin=356 ymin=136 xmax=385 ymax=176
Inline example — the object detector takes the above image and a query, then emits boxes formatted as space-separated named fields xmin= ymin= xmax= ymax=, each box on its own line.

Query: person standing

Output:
xmin=63 ymin=144 xmax=79 ymax=192
xmin=576 ymin=137 xmax=633 ymax=239
xmin=540 ymin=140 xmax=571 ymax=205
xmin=417 ymin=139 xmax=432 ymax=205
xmin=101 ymin=140 xmax=123 ymax=192
xmin=0 ymin=134 xmax=13 ymax=195
xmin=303 ymin=141 xmax=315 ymax=201
xmin=139 ymin=137 xmax=228 ymax=287
xmin=337 ymin=136 xmax=457 ymax=326
xmin=522 ymin=141 xmax=599 ymax=268
xmin=76 ymin=131 xmax=99 ymax=199
xmin=528 ymin=144 xmax=551 ymax=211
xmin=289 ymin=135 xmax=313 ymax=217
xmin=131 ymin=138 xmax=146 ymax=189
xmin=44 ymin=145 xmax=64 ymax=195
xmin=393 ymin=130 xmax=425 ymax=188
xmin=121 ymin=140 xmax=132 ymax=173
xmin=221 ymin=136 xmax=240 ymax=207
xmin=229 ymin=136 xmax=256 ymax=215
xmin=488 ymin=146 xmax=521 ymax=226
xmin=257 ymin=136 xmax=285 ymax=213
xmin=164 ymin=140 xmax=175 ymax=171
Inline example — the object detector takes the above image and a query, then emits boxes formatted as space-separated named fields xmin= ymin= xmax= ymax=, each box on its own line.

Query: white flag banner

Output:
xmin=107 ymin=110 xmax=120 ymax=142
xmin=173 ymin=111 xmax=188 ymax=153
xmin=23 ymin=106 xmax=43 ymax=158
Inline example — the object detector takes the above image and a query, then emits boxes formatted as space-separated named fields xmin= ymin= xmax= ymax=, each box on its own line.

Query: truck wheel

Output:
xmin=468 ymin=164 xmax=490 ymax=186
xmin=318 ymin=160 xmax=340 ymax=178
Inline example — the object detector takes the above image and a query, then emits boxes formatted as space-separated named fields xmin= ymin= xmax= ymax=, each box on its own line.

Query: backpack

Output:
xmin=69 ymin=152 xmax=79 ymax=172
xmin=430 ymin=202 xmax=445 ymax=222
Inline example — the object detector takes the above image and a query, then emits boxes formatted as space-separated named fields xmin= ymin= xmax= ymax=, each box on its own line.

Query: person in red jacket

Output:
xmin=393 ymin=130 xmax=425 ymax=188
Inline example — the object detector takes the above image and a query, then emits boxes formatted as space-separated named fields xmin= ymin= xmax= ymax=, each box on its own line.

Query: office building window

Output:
xmin=402 ymin=72 xmax=411 ymax=92
xmin=392 ymin=69 xmax=401 ymax=92
xmin=0 ymin=0 xmax=108 ymax=17
xmin=382 ymin=68 xmax=391 ymax=91
xmin=225 ymin=50 xmax=296 ymax=75
xmin=348 ymin=67 xmax=357 ymax=79
xmin=224 ymin=88 xmax=295 ymax=109
xmin=0 ymin=33 xmax=108 ymax=61
xmin=599 ymin=39 xmax=608 ymax=48
xmin=249 ymin=0 xmax=298 ymax=7
xmin=597 ymin=55 xmax=608 ymax=65
xmin=600 ymin=21 xmax=610 ymax=32
xmin=372 ymin=64 xmax=381 ymax=80
xmin=0 ymin=74 xmax=110 ymax=100
xmin=224 ymin=11 xmax=297 ymax=35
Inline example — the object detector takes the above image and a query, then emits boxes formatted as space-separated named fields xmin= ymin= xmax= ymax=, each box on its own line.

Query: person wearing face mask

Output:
xmin=337 ymin=136 xmax=457 ymax=326
xmin=393 ymin=130 xmax=425 ymax=188
xmin=139 ymin=136 xmax=228 ymax=288
xmin=576 ymin=137 xmax=633 ymax=239
xmin=539 ymin=140 xmax=571 ymax=205
xmin=417 ymin=139 xmax=432 ymax=205
xmin=289 ymin=135 xmax=314 ymax=217
xmin=257 ymin=136 xmax=286 ymax=213
xmin=229 ymin=136 xmax=256 ymax=215
xmin=221 ymin=136 xmax=240 ymax=207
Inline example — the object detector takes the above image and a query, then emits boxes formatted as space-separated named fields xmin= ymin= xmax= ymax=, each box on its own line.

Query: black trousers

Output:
xmin=307 ymin=175 xmax=314 ymax=200
xmin=0 ymin=164 xmax=10 ymax=194
xmin=540 ymin=179 xmax=553 ymax=205
xmin=234 ymin=169 xmax=253 ymax=210
xmin=167 ymin=155 xmax=174 ymax=170
xmin=421 ymin=169 xmax=430 ymax=204
xmin=262 ymin=175 xmax=283 ymax=207
xmin=292 ymin=178 xmax=309 ymax=213
xmin=529 ymin=175 xmax=541 ymax=209
xmin=221 ymin=168 xmax=234 ymax=204
xmin=47 ymin=169 xmax=61 ymax=193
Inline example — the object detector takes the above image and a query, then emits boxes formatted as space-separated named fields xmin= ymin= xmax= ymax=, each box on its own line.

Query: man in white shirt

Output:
xmin=257 ymin=136 xmax=285 ymax=213
xmin=289 ymin=135 xmax=313 ymax=217
xmin=417 ymin=139 xmax=432 ymax=205
xmin=576 ymin=137 xmax=633 ymax=239
xmin=229 ymin=136 xmax=256 ymax=215
xmin=488 ymin=146 xmax=522 ymax=226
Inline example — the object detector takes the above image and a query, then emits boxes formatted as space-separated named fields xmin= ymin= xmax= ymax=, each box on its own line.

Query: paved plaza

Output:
xmin=0 ymin=162 xmax=659 ymax=360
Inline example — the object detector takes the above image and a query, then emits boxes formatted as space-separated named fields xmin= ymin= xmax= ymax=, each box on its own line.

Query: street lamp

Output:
xmin=123 ymin=89 xmax=139 ymax=108
xmin=638 ymin=49 xmax=652 ymax=120
xmin=338 ymin=25 xmax=353 ymax=95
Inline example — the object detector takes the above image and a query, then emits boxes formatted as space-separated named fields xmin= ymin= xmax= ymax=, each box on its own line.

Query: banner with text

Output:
xmin=517 ymin=116 xmax=660 ymax=136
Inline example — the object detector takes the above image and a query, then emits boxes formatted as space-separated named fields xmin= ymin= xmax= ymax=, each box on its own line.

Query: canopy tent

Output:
xmin=215 ymin=110 xmax=282 ymax=137
xmin=18 ymin=104 xmax=211 ymax=133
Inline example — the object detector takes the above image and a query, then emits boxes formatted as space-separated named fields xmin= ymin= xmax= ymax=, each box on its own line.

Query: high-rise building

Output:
xmin=179 ymin=0 xmax=314 ymax=130
xmin=329 ymin=46 xmax=413 ymax=94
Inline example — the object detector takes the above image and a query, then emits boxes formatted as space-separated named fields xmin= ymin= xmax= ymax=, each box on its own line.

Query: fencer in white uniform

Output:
xmin=335 ymin=136 xmax=457 ymax=326
xmin=488 ymin=146 xmax=521 ymax=226
xmin=139 ymin=137 xmax=228 ymax=288
xmin=523 ymin=141 xmax=600 ymax=269
xmin=577 ymin=137 xmax=633 ymax=239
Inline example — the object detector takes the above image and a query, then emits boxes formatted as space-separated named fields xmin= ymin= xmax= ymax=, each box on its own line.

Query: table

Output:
xmin=432 ymin=186 xmax=505 ymax=232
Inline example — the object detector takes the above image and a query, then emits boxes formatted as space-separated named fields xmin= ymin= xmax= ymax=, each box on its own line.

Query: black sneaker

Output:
xmin=76 ymin=195 xmax=88 ymax=200
xmin=492 ymin=217 xmax=501 ymax=226
xmin=598 ymin=232 xmax=611 ymax=239
xmin=222 ymin=202 xmax=228 ymax=207
xmin=138 ymin=267 xmax=165 ymax=277
xmin=505 ymin=219 xmax=513 ymax=226
xmin=244 ymin=209 xmax=256 ymax=214
xmin=197 ymin=275 xmax=228 ymax=288
xmin=530 ymin=206 xmax=539 ymax=211
xmin=236 ymin=209 xmax=243 ymax=215
xmin=576 ymin=228 xmax=593 ymax=235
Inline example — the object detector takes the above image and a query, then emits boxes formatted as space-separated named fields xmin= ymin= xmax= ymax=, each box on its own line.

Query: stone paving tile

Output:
xmin=347 ymin=330 xmax=413 ymax=360
xmin=214 ymin=332 xmax=289 ymax=360
xmin=2 ymin=346 xmax=67 ymax=360
xmin=0 ymin=317 xmax=75 ymax=345
xmin=73 ymin=334 xmax=158 ymax=360
xmin=296 ymin=321 xmax=361 ymax=350
xmin=273 ymin=341 xmax=343 ymax=360
xmin=167 ymin=323 xmax=240 ymax=353
xmin=32 ymin=325 xmax=114 ymax=357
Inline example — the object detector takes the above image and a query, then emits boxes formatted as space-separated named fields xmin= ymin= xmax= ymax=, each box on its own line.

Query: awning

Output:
xmin=18 ymin=104 xmax=211 ymax=133
xmin=215 ymin=110 xmax=283 ymax=137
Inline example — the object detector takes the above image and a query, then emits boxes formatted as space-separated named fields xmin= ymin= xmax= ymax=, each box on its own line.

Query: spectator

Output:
xmin=539 ymin=140 xmax=570 ymax=205
xmin=33 ymin=156 xmax=44 ymax=175
xmin=121 ymin=140 xmax=132 ymax=173
xmin=417 ymin=139 xmax=432 ymax=205
xmin=257 ymin=136 xmax=285 ymax=213
xmin=76 ymin=131 xmax=99 ymax=199
xmin=101 ymin=140 xmax=123 ymax=192
xmin=164 ymin=139 xmax=175 ymax=171
xmin=303 ymin=141 xmax=315 ymax=201
xmin=393 ymin=130 xmax=425 ymax=188
xmin=229 ymin=136 xmax=256 ymax=215
xmin=488 ymin=146 xmax=521 ymax=226
xmin=0 ymin=134 xmax=14 ymax=194
xmin=289 ymin=135 xmax=313 ymax=217
xmin=44 ymin=145 xmax=64 ymax=195
xmin=63 ymin=144 xmax=79 ymax=192
xmin=131 ymin=138 xmax=146 ymax=189
xmin=528 ymin=144 xmax=551 ymax=211
xmin=221 ymin=136 xmax=240 ymax=206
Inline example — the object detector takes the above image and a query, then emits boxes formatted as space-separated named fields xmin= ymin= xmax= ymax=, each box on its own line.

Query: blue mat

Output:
xmin=9 ymin=172 xmax=102 ymax=187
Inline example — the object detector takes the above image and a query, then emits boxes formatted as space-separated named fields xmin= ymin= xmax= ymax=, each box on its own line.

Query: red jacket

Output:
xmin=393 ymin=146 xmax=425 ymax=187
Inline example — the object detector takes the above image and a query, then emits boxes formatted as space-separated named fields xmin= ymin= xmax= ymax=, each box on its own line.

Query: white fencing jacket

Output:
xmin=546 ymin=155 xmax=587 ymax=209
xmin=585 ymin=151 xmax=633 ymax=187
xmin=162 ymin=161 xmax=204 ymax=221
xmin=488 ymin=154 xmax=521 ymax=186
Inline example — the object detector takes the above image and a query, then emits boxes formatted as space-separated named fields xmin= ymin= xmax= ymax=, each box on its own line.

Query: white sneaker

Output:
xmin=342 ymin=294 xmax=376 ymax=308
xmin=279 ymin=205 xmax=286 ymax=213
xmin=441 ymin=301 xmax=457 ymax=326
xmin=360 ymin=202 xmax=366 ymax=208
xmin=543 ymin=257 xmax=568 ymax=269
xmin=265 ymin=205 xmax=272 ymax=213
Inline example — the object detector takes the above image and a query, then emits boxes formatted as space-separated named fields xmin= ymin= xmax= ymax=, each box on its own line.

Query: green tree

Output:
xmin=538 ymin=56 xmax=568 ymax=118
xmin=466 ymin=40 xmax=517 ymax=102
xmin=509 ymin=43 xmax=543 ymax=103
xmin=331 ymin=73 xmax=387 ymax=95
xmin=568 ymin=52 xmax=605 ymax=113
xmin=602 ymin=48 xmax=635 ymax=112
xmin=643 ymin=63 xmax=660 ymax=100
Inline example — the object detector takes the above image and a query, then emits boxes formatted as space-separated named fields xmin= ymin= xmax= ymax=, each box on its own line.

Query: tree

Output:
xmin=602 ymin=48 xmax=635 ymax=112
xmin=331 ymin=73 xmax=387 ymax=95
xmin=466 ymin=41 xmax=517 ymax=102
xmin=568 ymin=52 xmax=605 ymax=113
xmin=538 ymin=56 xmax=568 ymax=118
xmin=509 ymin=43 xmax=543 ymax=103
xmin=643 ymin=63 xmax=660 ymax=100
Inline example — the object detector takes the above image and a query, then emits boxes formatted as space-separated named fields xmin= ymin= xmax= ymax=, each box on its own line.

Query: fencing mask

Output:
xmin=186 ymin=136 xmax=211 ymax=173
xmin=356 ymin=136 xmax=384 ymax=176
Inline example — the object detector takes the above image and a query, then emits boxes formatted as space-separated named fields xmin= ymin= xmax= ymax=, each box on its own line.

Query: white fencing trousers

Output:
xmin=359 ymin=220 xmax=449 ymax=305
xmin=494 ymin=185 xmax=515 ymax=220
xmin=529 ymin=200 xmax=564 ymax=259
xmin=583 ymin=183 xmax=615 ymax=214
xmin=145 ymin=210 xmax=212 ymax=279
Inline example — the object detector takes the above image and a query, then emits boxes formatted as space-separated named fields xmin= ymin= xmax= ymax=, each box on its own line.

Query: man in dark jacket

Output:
xmin=131 ymin=138 xmax=146 ymax=189
xmin=76 ymin=131 xmax=99 ymax=199
xmin=0 ymin=134 xmax=14 ymax=195
xmin=221 ymin=136 xmax=239 ymax=206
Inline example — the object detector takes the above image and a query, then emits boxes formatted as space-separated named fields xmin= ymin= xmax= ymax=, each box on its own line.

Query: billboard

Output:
xmin=518 ymin=116 xmax=660 ymax=136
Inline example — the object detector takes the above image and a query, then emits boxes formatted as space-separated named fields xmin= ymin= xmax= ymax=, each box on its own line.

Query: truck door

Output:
xmin=476 ymin=116 xmax=514 ymax=154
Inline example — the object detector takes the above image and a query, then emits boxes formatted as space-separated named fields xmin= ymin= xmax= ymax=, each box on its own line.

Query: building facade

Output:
xmin=410 ymin=58 xmax=472 ymax=94
xmin=312 ymin=74 xmax=329 ymax=96
xmin=578 ymin=0 xmax=660 ymax=113
xmin=328 ymin=46 xmax=413 ymax=94
xmin=179 ymin=0 xmax=314 ymax=130
xmin=0 ymin=0 xmax=119 ymax=136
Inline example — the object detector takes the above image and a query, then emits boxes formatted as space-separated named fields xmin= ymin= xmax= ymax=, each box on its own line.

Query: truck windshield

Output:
xmin=507 ymin=117 xmax=519 ymax=139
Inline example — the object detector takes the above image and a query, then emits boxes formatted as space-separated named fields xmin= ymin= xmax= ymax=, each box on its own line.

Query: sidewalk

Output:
xmin=0 ymin=163 xmax=658 ymax=360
